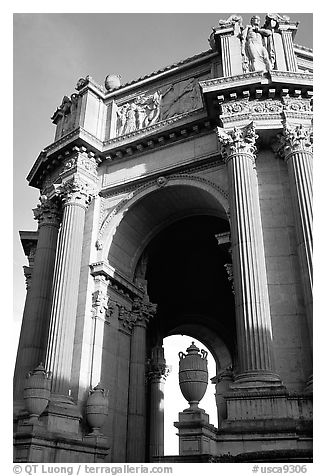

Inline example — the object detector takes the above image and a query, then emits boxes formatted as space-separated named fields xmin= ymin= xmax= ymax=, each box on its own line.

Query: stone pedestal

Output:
xmin=217 ymin=123 xmax=282 ymax=389
xmin=14 ymin=411 xmax=109 ymax=463
xmin=174 ymin=409 xmax=217 ymax=456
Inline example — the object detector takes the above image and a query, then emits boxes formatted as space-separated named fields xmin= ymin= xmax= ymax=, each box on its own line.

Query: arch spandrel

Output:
xmin=97 ymin=175 xmax=229 ymax=279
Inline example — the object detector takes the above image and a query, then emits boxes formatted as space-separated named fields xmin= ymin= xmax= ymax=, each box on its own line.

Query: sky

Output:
xmin=7 ymin=2 xmax=320 ymax=464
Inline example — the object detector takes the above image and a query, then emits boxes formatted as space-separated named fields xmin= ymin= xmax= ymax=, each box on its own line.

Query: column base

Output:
xmin=231 ymin=370 xmax=284 ymax=391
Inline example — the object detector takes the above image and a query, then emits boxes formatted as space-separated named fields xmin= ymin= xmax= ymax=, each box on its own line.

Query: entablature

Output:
xmin=200 ymin=71 xmax=313 ymax=131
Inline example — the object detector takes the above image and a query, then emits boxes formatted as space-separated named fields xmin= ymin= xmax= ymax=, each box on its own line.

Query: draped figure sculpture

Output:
xmin=241 ymin=15 xmax=273 ymax=73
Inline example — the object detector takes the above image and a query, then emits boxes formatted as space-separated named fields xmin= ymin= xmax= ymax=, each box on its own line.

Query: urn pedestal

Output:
xmin=175 ymin=343 xmax=217 ymax=456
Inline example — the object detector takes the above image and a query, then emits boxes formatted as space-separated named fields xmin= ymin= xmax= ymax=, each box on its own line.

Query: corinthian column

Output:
xmin=148 ymin=345 xmax=170 ymax=461
xmin=126 ymin=298 xmax=157 ymax=462
xmin=277 ymin=123 xmax=313 ymax=351
xmin=45 ymin=176 xmax=95 ymax=396
xmin=217 ymin=123 xmax=281 ymax=388
xmin=14 ymin=196 xmax=61 ymax=403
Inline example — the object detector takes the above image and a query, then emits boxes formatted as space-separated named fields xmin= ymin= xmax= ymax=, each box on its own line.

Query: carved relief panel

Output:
xmin=115 ymin=76 xmax=205 ymax=138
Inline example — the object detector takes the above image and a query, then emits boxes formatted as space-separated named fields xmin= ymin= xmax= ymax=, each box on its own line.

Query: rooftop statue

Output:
xmin=240 ymin=15 xmax=273 ymax=73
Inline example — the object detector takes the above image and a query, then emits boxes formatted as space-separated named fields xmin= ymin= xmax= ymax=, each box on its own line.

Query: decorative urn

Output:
xmin=178 ymin=342 xmax=208 ymax=410
xmin=104 ymin=74 xmax=121 ymax=91
xmin=86 ymin=383 xmax=109 ymax=435
xmin=23 ymin=363 xmax=52 ymax=422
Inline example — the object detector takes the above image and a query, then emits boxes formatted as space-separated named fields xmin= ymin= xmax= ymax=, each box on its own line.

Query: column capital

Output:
xmin=23 ymin=266 xmax=33 ymax=291
xmin=132 ymin=297 xmax=157 ymax=327
xmin=55 ymin=175 xmax=97 ymax=208
xmin=148 ymin=363 xmax=170 ymax=382
xmin=33 ymin=195 xmax=62 ymax=228
xmin=118 ymin=305 xmax=135 ymax=333
xmin=216 ymin=122 xmax=258 ymax=161
xmin=148 ymin=346 xmax=170 ymax=382
xmin=274 ymin=123 xmax=313 ymax=160
xmin=91 ymin=289 xmax=109 ymax=324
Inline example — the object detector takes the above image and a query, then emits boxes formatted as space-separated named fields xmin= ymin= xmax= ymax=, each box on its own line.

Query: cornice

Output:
xmin=200 ymin=71 xmax=313 ymax=96
xmin=102 ymin=50 xmax=217 ymax=98
xmin=89 ymin=260 xmax=143 ymax=300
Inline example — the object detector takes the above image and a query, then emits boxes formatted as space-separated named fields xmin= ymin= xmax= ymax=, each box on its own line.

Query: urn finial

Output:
xmin=178 ymin=342 xmax=208 ymax=411
xmin=23 ymin=362 xmax=52 ymax=423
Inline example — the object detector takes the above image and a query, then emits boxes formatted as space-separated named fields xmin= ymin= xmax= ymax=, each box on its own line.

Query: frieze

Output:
xmin=105 ymin=109 xmax=204 ymax=147
xmin=116 ymin=92 xmax=162 ymax=136
xmin=114 ymin=77 xmax=203 ymax=139
xmin=282 ymin=97 xmax=312 ymax=113
xmin=221 ymin=98 xmax=284 ymax=117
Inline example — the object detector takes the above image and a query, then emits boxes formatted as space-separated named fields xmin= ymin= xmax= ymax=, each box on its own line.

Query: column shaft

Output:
xmin=148 ymin=345 xmax=169 ymax=461
xmin=14 ymin=200 xmax=60 ymax=402
xmin=45 ymin=201 xmax=86 ymax=395
xmin=126 ymin=323 xmax=147 ymax=462
xmin=217 ymin=124 xmax=281 ymax=387
xmin=149 ymin=378 xmax=165 ymax=460
xmin=286 ymin=149 xmax=313 ymax=346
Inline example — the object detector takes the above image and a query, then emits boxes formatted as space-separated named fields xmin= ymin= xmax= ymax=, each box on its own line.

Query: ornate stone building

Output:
xmin=14 ymin=14 xmax=313 ymax=463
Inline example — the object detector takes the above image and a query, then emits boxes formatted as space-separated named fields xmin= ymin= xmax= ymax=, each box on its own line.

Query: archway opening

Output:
xmin=141 ymin=214 xmax=236 ymax=458
xmin=145 ymin=215 xmax=236 ymax=356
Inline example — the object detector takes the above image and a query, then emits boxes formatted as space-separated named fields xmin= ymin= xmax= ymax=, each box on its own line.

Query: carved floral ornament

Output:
xmin=33 ymin=195 xmax=62 ymax=227
xmin=147 ymin=361 xmax=171 ymax=381
xmin=132 ymin=298 xmax=158 ymax=326
xmin=91 ymin=289 xmax=109 ymax=321
xmin=54 ymin=175 xmax=97 ymax=207
xmin=62 ymin=149 xmax=99 ymax=176
xmin=221 ymin=99 xmax=283 ymax=116
xmin=274 ymin=123 xmax=313 ymax=159
xmin=216 ymin=122 xmax=258 ymax=161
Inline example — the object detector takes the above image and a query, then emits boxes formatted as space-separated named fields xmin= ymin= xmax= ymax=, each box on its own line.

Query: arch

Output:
xmin=98 ymin=174 xmax=229 ymax=279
